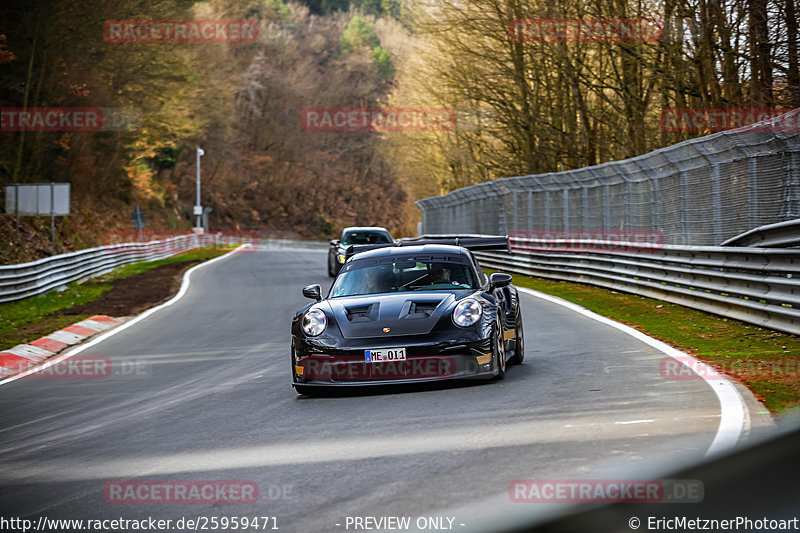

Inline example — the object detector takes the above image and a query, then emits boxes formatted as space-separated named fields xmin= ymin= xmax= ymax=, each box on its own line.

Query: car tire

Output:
xmin=327 ymin=254 xmax=335 ymax=277
xmin=493 ymin=320 xmax=506 ymax=380
xmin=508 ymin=310 xmax=524 ymax=365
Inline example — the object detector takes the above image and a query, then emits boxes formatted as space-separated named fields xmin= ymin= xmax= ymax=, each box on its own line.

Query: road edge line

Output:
xmin=0 ymin=244 xmax=249 ymax=387
xmin=517 ymin=286 xmax=747 ymax=458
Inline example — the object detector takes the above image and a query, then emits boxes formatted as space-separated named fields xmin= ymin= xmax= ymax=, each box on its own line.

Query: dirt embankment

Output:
xmin=7 ymin=260 xmax=201 ymax=349
xmin=65 ymin=260 xmax=201 ymax=317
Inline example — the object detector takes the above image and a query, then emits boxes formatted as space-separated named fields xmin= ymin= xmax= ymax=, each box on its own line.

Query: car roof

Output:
xmin=342 ymin=226 xmax=391 ymax=233
xmin=349 ymin=243 xmax=471 ymax=260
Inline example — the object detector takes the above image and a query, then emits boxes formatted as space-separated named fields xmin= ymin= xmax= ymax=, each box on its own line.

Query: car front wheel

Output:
xmin=493 ymin=321 xmax=506 ymax=380
xmin=508 ymin=310 xmax=524 ymax=365
xmin=327 ymin=253 xmax=335 ymax=277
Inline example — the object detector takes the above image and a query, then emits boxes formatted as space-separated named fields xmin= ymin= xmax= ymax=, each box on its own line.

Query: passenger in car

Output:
xmin=429 ymin=265 xmax=452 ymax=284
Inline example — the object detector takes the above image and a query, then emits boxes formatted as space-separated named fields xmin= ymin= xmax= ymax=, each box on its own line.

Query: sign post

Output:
xmin=5 ymin=183 xmax=70 ymax=254
xmin=50 ymin=183 xmax=55 ymax=254
xmin=131 ymin=204 xmax=146 ymax=240
xmin=195 ymin=146 xmax=204 ymax=230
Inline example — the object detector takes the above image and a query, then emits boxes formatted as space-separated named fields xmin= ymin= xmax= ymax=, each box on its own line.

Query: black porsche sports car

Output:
xmin=327 ymin=226 xmax=393 ymax=277
xmin=292 ymin=236 xmax=524 ymax=394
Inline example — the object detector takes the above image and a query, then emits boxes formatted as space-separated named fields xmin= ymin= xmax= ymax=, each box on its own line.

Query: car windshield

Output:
xmin=341 ymin=231 xmax=392 ymax=245
xmin=330 ymin=256 xmax=476 ymax=297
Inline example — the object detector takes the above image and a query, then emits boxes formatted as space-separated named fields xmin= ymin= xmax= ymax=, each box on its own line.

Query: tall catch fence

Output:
xmin=417 ymin=109 xmax=800 ymax=246
xmin=416 ymin=109 xmax=800 ymax=334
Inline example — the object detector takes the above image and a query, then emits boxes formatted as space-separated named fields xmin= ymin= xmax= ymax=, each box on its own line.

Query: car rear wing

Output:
xmin=345 ymin=234 xmax=509 ymax=259
xmin=398 ymin=234 xmax=510 ymax=251
xmin=343 ymin=243 xmax=395 ymax=259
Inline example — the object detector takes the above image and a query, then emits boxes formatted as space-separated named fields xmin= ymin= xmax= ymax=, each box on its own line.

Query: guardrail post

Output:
xmin=449 ymin=204 xmax=455 ymax=232
xmin=652 ymin=177 xmax=660 ymax=230
xmin=633 ymin=158 xmax=661 ymax=232
xmin=712 ymin=162 xmax=723 ymax=243
xmin=625 ymin=179 xmax=633 ymax=230
xmin=512 ymin=190 xmax=518 ymax=232
xmin=786 ymin=152 xmax=800 ymax=219
xmin=545 ymin=190 xmax=551 ymax=230
xmin=693 ymin=142 xmax=723 ymax=244
xmin=680 ymin=170 xmax=690 ymax=243
xmin=527 ymin=190 xmax=534 ymax=230
xmin=581 ymin=183 xmax=589 ymax=230
xmin=749 ymin=158 xmax=759 ymax=228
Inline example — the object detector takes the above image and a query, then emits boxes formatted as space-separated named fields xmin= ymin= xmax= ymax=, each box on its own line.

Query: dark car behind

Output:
xmin=327 ymin=226 xmax=393 ymax=276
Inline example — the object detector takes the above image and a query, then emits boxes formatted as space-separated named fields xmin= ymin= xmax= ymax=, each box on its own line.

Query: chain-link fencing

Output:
xmin=417 ymin=109 xmax=800 ymax=246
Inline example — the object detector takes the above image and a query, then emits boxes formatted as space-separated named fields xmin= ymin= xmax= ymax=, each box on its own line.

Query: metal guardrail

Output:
xmin=256 ymin=239 xmax=328 ymax=250
xmin=0 ymin=234 xmax=216 ymax=304
xmin=475 ymin=236 xmax=800 ymax=336
xmin=721 ymin=218 xmax=800 ymax=248
xmin=0 ymin=235 xmax=331 ymax=304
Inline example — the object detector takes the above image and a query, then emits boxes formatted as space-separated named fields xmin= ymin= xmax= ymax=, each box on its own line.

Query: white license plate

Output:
xmin=365 ymin=348 xmax=407 ymax=362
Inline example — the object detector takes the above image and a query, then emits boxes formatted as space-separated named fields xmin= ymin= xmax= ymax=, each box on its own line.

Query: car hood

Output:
xmin=324 ymin=292 xmax=465 ymax=339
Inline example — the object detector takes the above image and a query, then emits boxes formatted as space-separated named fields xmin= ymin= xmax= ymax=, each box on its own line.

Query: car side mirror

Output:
xmin=330 ymin=239 xmax=340 ymax=246
xmin=302 ymin=284 xmax=322 ymax=301
xmin=489 ymin=272 xmax=512 ymax=290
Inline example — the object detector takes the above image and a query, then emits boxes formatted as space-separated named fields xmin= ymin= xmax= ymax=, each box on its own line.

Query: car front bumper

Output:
xmin=292 ymin=337 xmax=496 ymax=386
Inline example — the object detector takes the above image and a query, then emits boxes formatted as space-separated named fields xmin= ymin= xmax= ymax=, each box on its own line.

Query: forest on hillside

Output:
xmin=1 ymin=0 xmax=798 ymax=262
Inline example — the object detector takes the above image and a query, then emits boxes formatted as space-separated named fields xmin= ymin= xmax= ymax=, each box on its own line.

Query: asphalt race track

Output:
xmin=0 ymin=247 xmax=774 ymax=532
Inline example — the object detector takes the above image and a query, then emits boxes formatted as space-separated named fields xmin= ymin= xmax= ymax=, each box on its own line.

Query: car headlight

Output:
xmin=453 ymin=299 xmax=482 ymax=327
xmin=337 ymin=254 xmax=346 ymax=264
xmin=302 ymin=308 xmax=327 ymax=336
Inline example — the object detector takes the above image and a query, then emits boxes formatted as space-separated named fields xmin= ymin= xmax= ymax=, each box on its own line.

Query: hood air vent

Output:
xmin=345 ymin=303 xmax=378 ymax=322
